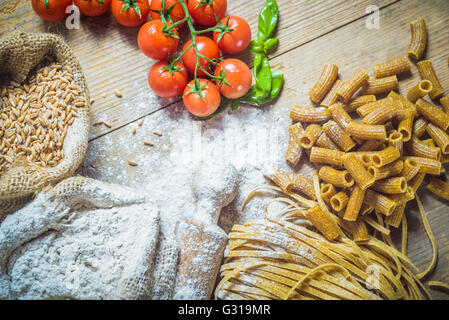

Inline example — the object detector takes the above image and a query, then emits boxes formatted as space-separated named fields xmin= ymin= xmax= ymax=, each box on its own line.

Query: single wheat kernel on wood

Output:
xmin=103 ymin=121 xmax=112 ymax=128
xmin=131 ymin=127 xmax=137 ymax=134
xmin=154 ymin=131 xmax=162 ymax=136
xmin=114 ymin=90 xmax=122 ymax=98
xmin=138 ymin=119 xmax=144 ymax=127
xmin=0 ymin=58 xmax=83 ymax=175
xmin=144 ymin=140 xmax=154 ymax=146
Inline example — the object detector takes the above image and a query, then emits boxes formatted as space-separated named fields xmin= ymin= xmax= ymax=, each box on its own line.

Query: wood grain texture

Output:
xmin=2 ymin=0 xmax=449 ymax=299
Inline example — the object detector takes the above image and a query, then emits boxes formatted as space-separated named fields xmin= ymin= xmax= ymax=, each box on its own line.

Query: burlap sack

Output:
xmin=0 ymin=30 xmax=90 ymax=216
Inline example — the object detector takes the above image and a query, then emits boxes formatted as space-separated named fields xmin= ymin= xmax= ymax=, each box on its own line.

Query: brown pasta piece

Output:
xmin=371 ymin=177 xmax=407 ymax=194
xmin=343 ymin=185 xmax=366 ymax=221
xmin=358 ymin=140 xmax=384 ymax=152
xmin=315 ymin=132 xmax=340 ymax=150
xmin=342 ymin=153 xmax=375 ymax=190
xmin=406 ymin=80 xmax=433 ymax=103
xmin=321 ymin=80 xmax=343 ymax=107
xmin=364 ymin=189 xmax=397 ymax=216
xmin=310 ymin=147 xmax=344 ymax=167
xmin=362 ymin=100 xmax=403 ymax=125
xmin=401 ymin=158 xmax=420 ymax=181
xmin=322 ymin=120 xmax=356 ymax=152
xmin=398 ymin=109 xmax=414 ymax=142
xmin=285 ymin=123 xmax=305 ymax=166
xmin=417 ymin=60 xmax=445 ymax=100
xmin=388 ymin=91 xmax=417 ymax=115
xmin=408 ymin=18 xmax=427 ymax=61
xmin=402 ymin=156 xmax=441 ymax=175
xmin=372 ymin=160 xmax=404 ymax=180
xmin=362 ymin=76 xmax=399 ymax=95
xmin=412 ymin=117 xmax=428 ymax=138
xmin=406 ymin=135 xmax=441 ymax=160
xmin=303 ymin=205 xmax=341 ymax=241
xmin=288 ymin=173 xmax=317 ymax=200
xmin=386 ymin=131 xmax=403 ymax=155
xmin=290 ymin=106 xmax=331 ymax=123
xmin=440 ymin=95 xmax=449 ymax=114
xmin=318 ymin=166 xmax=354 ymax=188
xmin=320 ymin=183 xmax=337 ymax=204
xmin=330 ymin=191 xmax=349 ymax=212
xmin=328 ymin=103 xmax=352 ymax=130
xmin=371 ymin=146 xmax=401 ymax=167
xmin=309 ymin=63 xmax=339 ymax=103
xmin=347 ymin=121 xmax=387 ymax=141
xmin=356 ymin=97 xmax=392 ymax=118
xmin=337 ymin=69 xmax=369 ymax=103
xmin=426 ymin=123 xmax=449 ymax=155
xmin=385 ymin=203 xmax=406 ymax=228
xmin=373 ymin=56 xmax=411 ymax=79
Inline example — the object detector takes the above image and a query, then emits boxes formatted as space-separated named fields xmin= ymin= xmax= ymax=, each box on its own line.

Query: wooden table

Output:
xmin=1 ymin=0 xmax=449 ymax=299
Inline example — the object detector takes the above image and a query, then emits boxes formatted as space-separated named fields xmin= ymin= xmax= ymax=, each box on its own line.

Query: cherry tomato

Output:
xmin=74 ymin=0 xmax=111 ymax=17
xmin=213 ymin=16 xmax=251 ymax=54
xmin=148 ymin=61 xmax=188 ymax=98
xmin=183 ymin=79 xmax=221 ymax=117
xmin=149 ymin=0 xmax=186 ymax=27
xmin=138 ymin=20 xmax=179 ymax=60
xmin=187 ymin=0 xmax=227 ymax=26
xmin=182 ymin=36 xmax=220 ymax=77
xmin=214 ymin=59 xmax=252 ymax=99
xmin=31 ymin=0 xmax=72 ymax=21
xmin=111 ymin=0 xmax=149 ymax=27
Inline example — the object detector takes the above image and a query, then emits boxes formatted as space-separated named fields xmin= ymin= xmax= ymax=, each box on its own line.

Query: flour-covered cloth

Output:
xmin=0 ymin=177 xmax=178 ymax=300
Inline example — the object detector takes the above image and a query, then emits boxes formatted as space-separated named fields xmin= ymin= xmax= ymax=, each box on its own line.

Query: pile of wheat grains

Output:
xmin=0 ymin=57 xmax=85 ymax=174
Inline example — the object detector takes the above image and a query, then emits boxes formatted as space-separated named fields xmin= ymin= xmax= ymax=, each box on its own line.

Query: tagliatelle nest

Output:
xmin=215 ymin=171 xmax=434 ymax=300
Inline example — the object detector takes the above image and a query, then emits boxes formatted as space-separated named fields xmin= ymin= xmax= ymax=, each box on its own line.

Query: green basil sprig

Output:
xmin=196 ymin=0 xmax=283 ymax=120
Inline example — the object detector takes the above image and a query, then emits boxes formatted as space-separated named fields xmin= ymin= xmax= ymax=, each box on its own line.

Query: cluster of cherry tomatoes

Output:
xmin=31 ymin=0 xmax=253 ymax=118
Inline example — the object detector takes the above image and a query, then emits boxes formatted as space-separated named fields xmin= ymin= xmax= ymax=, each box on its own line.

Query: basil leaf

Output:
xmin=253 ymin=53 xmax=272 ymax=99
xmin=256 ymin=0 xmax=279 ymax=42
xmin=240 ymin=69 xmax=284 ymax=106
xmin=263 ymin=37 xmax=279 ymax=54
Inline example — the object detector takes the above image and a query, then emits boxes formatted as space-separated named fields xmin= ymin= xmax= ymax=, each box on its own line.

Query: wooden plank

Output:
xmin=0 ymin=0 xmax=397 ymax=140
xmin=80 ymin=0 xmax=449 ymax=299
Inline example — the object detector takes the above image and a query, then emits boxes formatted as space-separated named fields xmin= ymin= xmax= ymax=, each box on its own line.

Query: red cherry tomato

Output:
xmin=213 ymin=16 xmax=251 ymax=54
xmin=111 ymin=0 xmax=149 ymax=27
xmin=74 ymin=0 xmax=111 ymax=17
xmin=31 ymin=0 xmax=72 ymax=21
xmin=187 ymin=0 xmax=227 ymax=26
xmin=138 ymin=20 xmax=179 ymax=60
xmin=214 ymin=59 xmax=252 ymax=99
xmin=149 ymin=0 xmax=186 ymax=27
xmin=148 ymin=61 xmax=188 ymax=98
xmin=182 ymin=36 xmax=220 ymax=77
xmin=183 ymin=79 xmax=221 ymax=117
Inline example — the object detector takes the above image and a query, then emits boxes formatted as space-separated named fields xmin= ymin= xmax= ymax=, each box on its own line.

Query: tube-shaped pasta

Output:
xmin=343 ymin=185 xmax=365 ymax=221
xmin=401 ymin=158 xmax=420 ymax=181
xmin=322 ymin=120 xmax=356 ymax=152
xmin=402 ymin=156 xmax=441 ymax=175
xmin=417 ymin=60 xmax=445 ymax=100
xmin=315 ymin=132 xmax=340 ymax=150
xmin=299 ymin=124 xmax=322 ymax=149
xmin=321 ymin=183 xmax=337 ymax=204
xmin=343 ymin=219 xmax=369 ymax=243
xmin=358 ymin=140 xmax=384 ymax=152
xmin=351 ymin=152 xmax=374 ymax=167
xmin=372 ymin=160 xmax=404 ymax=180
xmin=318 ymin=166 xmax=354 ymax=188
xmin=416 ymin=99 xmax=449 ymax=130
xmin=321 ymin=80 xmax=343 ymax=107
xmin=342 ymin=153 xmax=375 ymax=190
xmin=426 ymin=123 xmax=449 ymax=155
xmin=285 ymin=123 xmax=304 ymax=166
xmin=388 ymin=187 xmax=415 ymax=204
xmin=408 ymin=172 xmax=426 ymax=192
xmin=413 ymin=117 xmax=428 ymax=138
xmin=357 ymin=97 xmax=392 ymax=118
xmin=406 ymin=135 xmax=441 ymax=159
xmin=373 ymin=56 xmax=411 ymax=79
xmin=371 ymin=146 xmax=400 ymax=167
xmin=440 ymin=95 xmax=449 ymax=114
xmin=310 ymin=147 xmax=344 ymax=167
xmin=303 ymin=205 xmax=341 ymax=241
xmin=372 ymin=177 xmax=407 ymax=194
xmin=309 ymin=63 xmax=339 ymax=103
xmin=385 ymin=203 xmax=406 ymax=228
xmin=398 ymin=109 xmax=414 ymax=142
xmin=330 ymin=191 xmax=349 ymax=212
xmin=337 ymin=69 xmax=369 ymax=103
xmin=407 ymin=80 xmax=433 ymax=103
xmin=290 ymin=105 xmax=331 ymax=123
xmin=289 ymin=173 xmax=317 ymax=200
xmin=364 ymin=189 xmax=396 ymax=216
xmin=347 ymin=121 xmax=386 ymax=141
xmin=362 ymin=75 xmax=399 ymax=95
xmin=343 ymin=95 xmax=376 ymax=113
xmin=362 ymin=100 xmax=403 ymax=125
xmin=408 ymin=18 xmax=427 ymax=61
xmin=328 ymin=103 xmax=352 ymax=130
xmin=386 ymin=131 xmax=403 ymax=155
xmin=426 ymin=177 xmax=449 ymax=201
xmin=388 ymin=91 xmax=417 ymax=115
